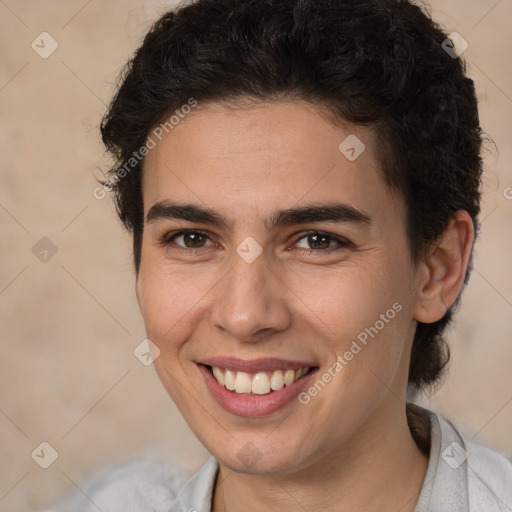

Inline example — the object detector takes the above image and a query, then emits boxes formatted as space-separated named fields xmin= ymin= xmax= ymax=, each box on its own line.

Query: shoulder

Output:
xmin=438 ymin=413 xmax=512 ymax=509
xmin=51 ymin=458 xmax=193 ymax=512
xmin=464 ymin=435 xmax=512 ymax=509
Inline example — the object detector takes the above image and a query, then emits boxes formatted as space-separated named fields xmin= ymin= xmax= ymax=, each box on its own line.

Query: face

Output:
xmin=136 ymin=101 xmax=423 ymax=475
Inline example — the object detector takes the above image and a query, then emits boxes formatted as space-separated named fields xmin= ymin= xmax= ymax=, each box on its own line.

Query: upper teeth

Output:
xmin=211 ymin=366 xmax=310 ymax=395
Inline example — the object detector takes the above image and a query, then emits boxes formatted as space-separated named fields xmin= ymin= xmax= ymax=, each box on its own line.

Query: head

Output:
xmin=100 ymin=0 xmax=482 ymax=473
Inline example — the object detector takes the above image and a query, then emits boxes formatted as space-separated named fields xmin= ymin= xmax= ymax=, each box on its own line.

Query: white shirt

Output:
xmin=51 ymin=406 xmax=512 ymax=511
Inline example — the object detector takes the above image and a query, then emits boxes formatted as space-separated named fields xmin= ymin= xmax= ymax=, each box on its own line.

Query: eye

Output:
xmin=162 ymin=230 xmax=215 ymax=250
xmin=160 ymin=230 xmax=351 ymax=254
xmin=294 ymin=232 xmax=351 ymax=252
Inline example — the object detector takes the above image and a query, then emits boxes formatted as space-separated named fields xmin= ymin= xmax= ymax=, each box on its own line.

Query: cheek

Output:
xmin=137 ymin=263 xmax=213 ymax=353
xmin=298 ymin=255 xmax=412 ymax=376
xmin=298 ymin=263 xmax=398 ymax=334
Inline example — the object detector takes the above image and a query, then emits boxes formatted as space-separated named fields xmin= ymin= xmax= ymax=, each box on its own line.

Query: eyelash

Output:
xmin=159 ymin=230 xmax=352 ymax=254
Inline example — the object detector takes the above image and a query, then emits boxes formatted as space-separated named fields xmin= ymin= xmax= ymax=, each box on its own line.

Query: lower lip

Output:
xmin=198 ymin=364 xmax=318 ymax=417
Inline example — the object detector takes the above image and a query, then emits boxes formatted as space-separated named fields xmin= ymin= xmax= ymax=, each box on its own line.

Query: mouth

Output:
xmin=196 ymin=357 xmax=319 ymax=417
xmin=205 ymin=365 xmax=314 ymax=395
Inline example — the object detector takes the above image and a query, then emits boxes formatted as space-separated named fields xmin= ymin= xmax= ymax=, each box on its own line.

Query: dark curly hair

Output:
xmin=100 ymin=0 xmax=483 ymax=396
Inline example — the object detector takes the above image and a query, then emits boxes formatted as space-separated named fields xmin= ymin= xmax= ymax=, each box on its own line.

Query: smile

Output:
xmin=197 ymin=357 xmax=319 ymax=416
xmin=210 ymin=366 xmax=312 ymax=395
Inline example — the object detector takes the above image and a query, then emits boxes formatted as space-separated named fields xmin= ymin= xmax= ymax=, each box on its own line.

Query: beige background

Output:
xmin=0 ymin=0 xmax=511 ymax=510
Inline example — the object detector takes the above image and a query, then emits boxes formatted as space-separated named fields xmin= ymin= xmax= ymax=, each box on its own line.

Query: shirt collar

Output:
xmin=410 ymin=404 xmax=469 ymax=512
xmin=172 ymin=455 xmax=219 ymax=512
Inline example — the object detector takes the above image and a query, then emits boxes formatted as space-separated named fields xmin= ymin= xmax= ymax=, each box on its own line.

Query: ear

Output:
xmin=413 ymin=210 xmax=475 ymax=323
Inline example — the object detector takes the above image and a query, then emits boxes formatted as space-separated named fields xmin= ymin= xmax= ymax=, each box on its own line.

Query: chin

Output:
xmin=204 ymin=434 xmax=308 ymax=476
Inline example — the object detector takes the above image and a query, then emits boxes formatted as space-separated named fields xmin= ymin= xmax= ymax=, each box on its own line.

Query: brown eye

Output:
xmin=295 ymin=232 xmax=350 ymax=251
xmin=307 ymin=234 xmax=331 ymax=250
xmin=165 ymin=231 xmax=214 ymax=249
xmin=182 ymin=232 xmax=207 ymax=248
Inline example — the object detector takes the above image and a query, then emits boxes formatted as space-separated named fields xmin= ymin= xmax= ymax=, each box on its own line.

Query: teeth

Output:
xmin=252 ymin=372 xmax=271 ymax=395
xmin=234 ymin=371 xmax=252 ymax=394
xmin=211 ymin=366 xmax=310 ymax=395
xmin=270 ymin=370 xmax=284 ymax=391
xmin=224 ymin=369 xmax=236 ymax=391
xmin=284 ymin=369 xmax=295 ymax=386
xmin=212 ymin=366 xmax=225 ymax=386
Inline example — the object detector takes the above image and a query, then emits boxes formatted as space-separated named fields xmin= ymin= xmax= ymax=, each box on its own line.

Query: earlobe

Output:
xmin=413 ymin=210 xmax=474 ymax=324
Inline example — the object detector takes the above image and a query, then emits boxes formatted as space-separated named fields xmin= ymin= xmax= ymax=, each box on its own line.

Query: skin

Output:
xmin=135 ymin=101 xmax=474 ymax=512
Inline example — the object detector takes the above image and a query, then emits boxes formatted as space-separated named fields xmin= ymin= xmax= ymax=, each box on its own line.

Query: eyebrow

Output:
xmin=146 ymin=201 xmax=372 ymax=230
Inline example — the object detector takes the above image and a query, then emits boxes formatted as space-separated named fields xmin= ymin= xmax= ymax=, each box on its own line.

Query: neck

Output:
xmin=212 ymin=403 xmax=429 ymax=512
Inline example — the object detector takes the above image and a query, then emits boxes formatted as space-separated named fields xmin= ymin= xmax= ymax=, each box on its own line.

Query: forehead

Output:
xmin=141 ymin=101 xmax=401 ymax=228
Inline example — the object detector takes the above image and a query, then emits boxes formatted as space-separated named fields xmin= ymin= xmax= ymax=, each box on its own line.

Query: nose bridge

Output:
xmin=211 ymin=250 xmax=290 ymax=341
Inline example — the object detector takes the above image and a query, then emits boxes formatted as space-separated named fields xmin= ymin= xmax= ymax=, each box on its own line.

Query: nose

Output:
xmin=210 ymin=250 xmax=292 ymax=343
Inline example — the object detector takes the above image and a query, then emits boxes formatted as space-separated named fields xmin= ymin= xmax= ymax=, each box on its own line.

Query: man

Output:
xmin=54 ymin=0 xmax=512 ymax=510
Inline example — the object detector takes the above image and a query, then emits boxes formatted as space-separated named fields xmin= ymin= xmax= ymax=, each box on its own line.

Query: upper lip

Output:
xmin=198 ymin=356 xmax=317 ymax=373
